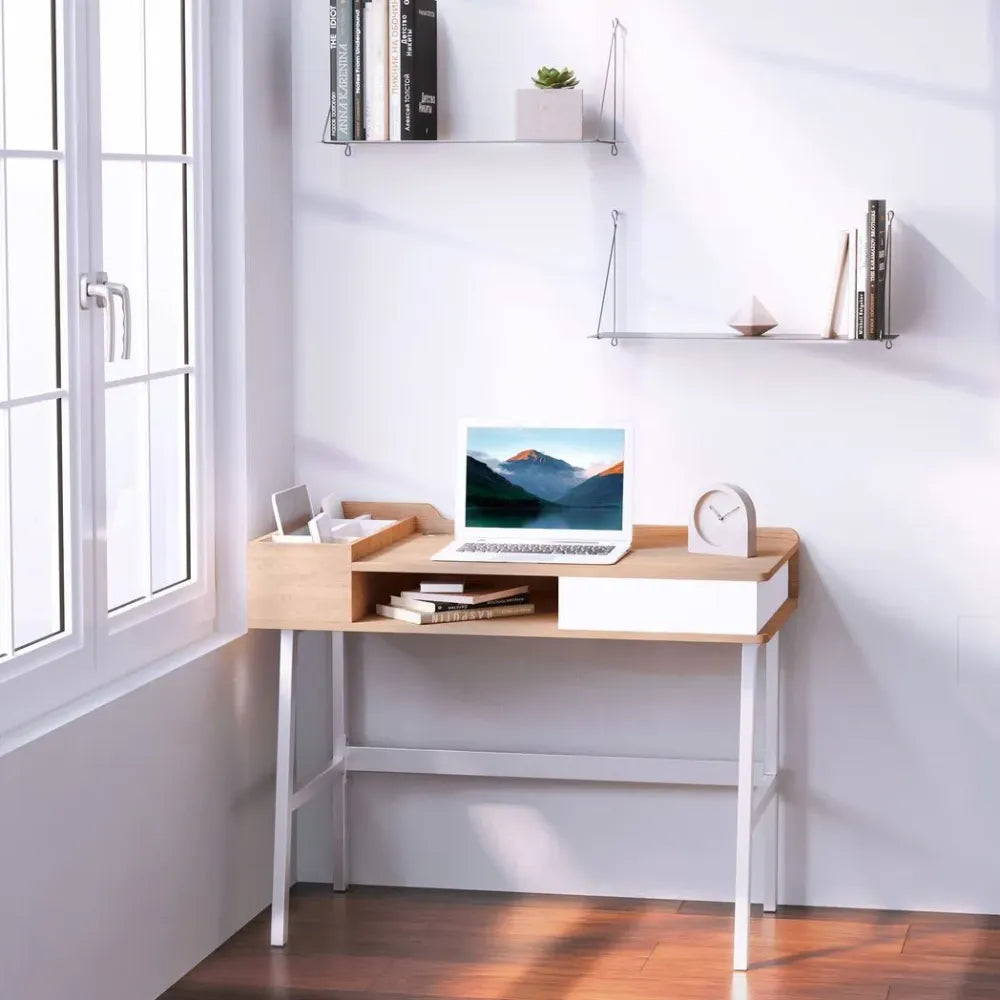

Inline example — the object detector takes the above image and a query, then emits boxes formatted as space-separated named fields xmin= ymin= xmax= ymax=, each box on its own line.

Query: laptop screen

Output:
xmin=465 ymin=426 xmax=626 ymax=532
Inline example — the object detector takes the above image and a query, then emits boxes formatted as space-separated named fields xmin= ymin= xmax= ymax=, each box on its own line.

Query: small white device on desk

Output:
xmin=270 ymin=485 xmax=395 ymax=544
xmin=433 ymin=422 xmax=632 ymax=565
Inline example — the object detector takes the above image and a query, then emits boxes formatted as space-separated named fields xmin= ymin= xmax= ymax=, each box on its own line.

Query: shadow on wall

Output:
xmin=295 ymin=434 xmax=439 ymax=507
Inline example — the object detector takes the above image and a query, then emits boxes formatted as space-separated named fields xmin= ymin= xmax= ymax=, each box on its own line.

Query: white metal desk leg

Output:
xmin=733 ymin=642 xmax=760 ymax=972
xmin=331 ymin=631 xmax=348 ymax=891
xmin=271 ymin=629 xmax=296 ymax=947
xmin=763 ymin=634 xmax=780 ymax=914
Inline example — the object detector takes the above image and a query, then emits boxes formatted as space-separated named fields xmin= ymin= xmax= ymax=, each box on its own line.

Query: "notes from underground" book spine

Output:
xmin=352 ymin=0 xmax=365 ymax=140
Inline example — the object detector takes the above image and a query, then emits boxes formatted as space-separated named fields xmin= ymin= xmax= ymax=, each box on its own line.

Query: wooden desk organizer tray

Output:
xmin=248 ymin=501 xmax=799 ymax=642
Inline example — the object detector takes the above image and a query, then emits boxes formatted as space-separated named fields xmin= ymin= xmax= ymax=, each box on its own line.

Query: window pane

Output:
xmin=5 ymin=159 xmax=59 ymax=398
xmin=99 ymin=0 xmax=187 ymax=156
xmin=0 ymin=162 xmax=7 ymax=403
xmin=99 ymin=0 xmax=145 ymax=154
xmin=147 ymin=163 xmax=187 ymax=371
xmin=0 ymin=410 xmax=9 ymax=656
xmin=2 ymin=0 xmax=56 ymax=150
xmin=144 ymin=0 xmax=185 ymax=156
xmin=149 ymin=375 xmax=189 ymax=592
xmin=105 ymin=382 xmax=147 ymax=611
xmin=10 ymin=400 xmax=64 ymax=649
xmin=101 ymin=161 xmax=147 ymax=377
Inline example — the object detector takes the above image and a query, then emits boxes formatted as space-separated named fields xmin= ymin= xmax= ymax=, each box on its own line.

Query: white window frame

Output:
xmin=0 ymin=0 xmax=225 ymax=737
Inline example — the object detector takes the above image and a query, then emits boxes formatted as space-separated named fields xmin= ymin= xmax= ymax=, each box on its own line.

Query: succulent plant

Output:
xmin=532 ymin=66 xmax=579 ymax=90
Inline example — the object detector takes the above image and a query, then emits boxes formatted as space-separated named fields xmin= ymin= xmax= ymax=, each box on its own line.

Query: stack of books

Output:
xmin=855 ymin=198 xmax=889 ymax=340
xmin=376 ymin=581 xmax=535 ymax=626
xmin=329 ymin=0 xmax=438 ymax=142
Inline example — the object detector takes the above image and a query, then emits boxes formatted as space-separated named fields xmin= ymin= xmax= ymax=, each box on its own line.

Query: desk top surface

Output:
xmin=249 ymin=503 xmax=800 ymax=642
xmin=351 ymin=523 xmax=799 ymax=582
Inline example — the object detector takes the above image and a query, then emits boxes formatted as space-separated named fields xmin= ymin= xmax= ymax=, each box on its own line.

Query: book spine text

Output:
xmin=409 ymin=0 xmax=437 ymax=139
xmin=363 ymin=0 xmax=388 ymax=140
xmin=335 ymin=0 xmax=354 ymax=141
xmin=866 ymin=200 xmax=878 ymax=340
xmin=873 ymin=199 xmax=887 ymax=339
xmin=353 ymin=0 xmax=365 ymax=140
xmin=388 ymin=0 xmax=402 ymax=140
xmin=400 ymin=0 xmax=414 ymax=139
xmin=329 ymin=2 xmax=338 ymax=140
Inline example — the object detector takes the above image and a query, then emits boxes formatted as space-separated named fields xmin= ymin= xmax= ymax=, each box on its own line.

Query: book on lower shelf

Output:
xmin=375 ymin=584 xmax=535 ymax=625
xmin=391 ymin=593 xmax=531 ymax=614
xmin=376 ymin=601 xmax=536 ymax=626
xmin=419 ymin=579 xmax=465 ymax=593
xmin=399 ymin=584 xmax=528 ymax=606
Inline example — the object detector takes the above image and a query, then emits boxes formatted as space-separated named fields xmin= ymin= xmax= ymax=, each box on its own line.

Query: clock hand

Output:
xmin=708 ymin=504 xmax=724 ymax=520
xmin=720 ymin=506 xmax=742 ymax=520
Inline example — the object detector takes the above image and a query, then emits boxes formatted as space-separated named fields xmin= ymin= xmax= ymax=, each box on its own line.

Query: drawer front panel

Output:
xmin=559 ymin=566 xmax=788 ymax=636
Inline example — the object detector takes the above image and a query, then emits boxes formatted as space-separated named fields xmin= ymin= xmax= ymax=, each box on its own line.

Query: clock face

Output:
xmin=694 ymin=490 xmax=747 ymax=548
xmin=689 ymin=484 xmax=757 ymax=557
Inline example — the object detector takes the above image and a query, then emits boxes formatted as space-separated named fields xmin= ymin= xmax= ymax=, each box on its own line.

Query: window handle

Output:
xmin=80 ymin=272 xmax=132 ymax=361
xmin=107 ymin=282 xmax=132 ymax=360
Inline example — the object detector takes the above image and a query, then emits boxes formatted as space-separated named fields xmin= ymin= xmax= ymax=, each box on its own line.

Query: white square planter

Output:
xmin=515 ymin=88 xmax=583 ymax=141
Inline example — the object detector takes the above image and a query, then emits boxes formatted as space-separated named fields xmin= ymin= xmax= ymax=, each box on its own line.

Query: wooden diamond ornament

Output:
xmin=728 ymin=296 xmax=778 ymax=337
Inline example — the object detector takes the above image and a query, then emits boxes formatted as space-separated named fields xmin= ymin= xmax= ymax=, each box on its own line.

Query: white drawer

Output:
xmin=558 ymin=563 xmax=789 ymax=636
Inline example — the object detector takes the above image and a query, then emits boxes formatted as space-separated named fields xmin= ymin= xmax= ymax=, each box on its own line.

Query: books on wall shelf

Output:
xmin=329 ymin=0 xmax=437 ymax=143
xmin=375 ymin=582 xmax=536 ymax=626
xmin=820 ymin=199 xmax=892 ymax=342
xmin=853 ymin=198 xmax=890 ymax=341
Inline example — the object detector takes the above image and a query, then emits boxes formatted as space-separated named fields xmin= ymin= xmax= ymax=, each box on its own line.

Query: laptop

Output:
xmin=433 ymin=422 xmax=633 ymax=565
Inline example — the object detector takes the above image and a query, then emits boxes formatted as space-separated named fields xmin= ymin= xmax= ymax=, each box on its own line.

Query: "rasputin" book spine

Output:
xmin=408 ymin=0 xmax=437 ymax=140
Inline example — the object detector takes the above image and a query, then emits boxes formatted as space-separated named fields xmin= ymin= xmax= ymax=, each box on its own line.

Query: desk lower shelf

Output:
xmin=339 ymin=599 xmax=796 ymax=643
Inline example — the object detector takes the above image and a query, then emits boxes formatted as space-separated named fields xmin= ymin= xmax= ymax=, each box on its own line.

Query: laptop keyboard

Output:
xmin=456 ymin=542 xmax=616 ymax=556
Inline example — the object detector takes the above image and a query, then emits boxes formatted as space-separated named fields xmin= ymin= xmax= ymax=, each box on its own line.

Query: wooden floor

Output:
xmin=161 ymin=885 xmax=1000 ymax=1000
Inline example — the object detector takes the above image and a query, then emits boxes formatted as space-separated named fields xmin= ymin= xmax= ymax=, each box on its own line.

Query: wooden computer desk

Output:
xmin=248 ymin=501 xmax=800 ymax=972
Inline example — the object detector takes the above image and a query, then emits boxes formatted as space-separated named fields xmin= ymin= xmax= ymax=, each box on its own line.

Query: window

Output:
xmin=0 ymin=0 xmax=213 ymax=734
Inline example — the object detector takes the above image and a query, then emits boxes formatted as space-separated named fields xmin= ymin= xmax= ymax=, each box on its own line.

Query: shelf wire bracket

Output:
xmin=321 ymin=106 xmax=353 ymax=155
xmin=597 ymin=18 xmax=624 ymax=155
xmin=596 ymin=209 xmax=620 ymax=345
xmin=883 ymin=209 xmax=895 ymax=348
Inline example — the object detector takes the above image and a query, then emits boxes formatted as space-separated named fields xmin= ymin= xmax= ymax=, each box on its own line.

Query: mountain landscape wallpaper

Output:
xmin=465 ymin=427 xmax=625 ymax=530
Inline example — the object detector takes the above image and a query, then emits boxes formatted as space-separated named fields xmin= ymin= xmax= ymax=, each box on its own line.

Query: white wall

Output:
xmin=0 ymin=641 xmax=277 ymax=1000
xmin=290 ymin=0 xmax=1000 ymax=914
xmin=0 ymin=3 xmax=295 ymax=998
